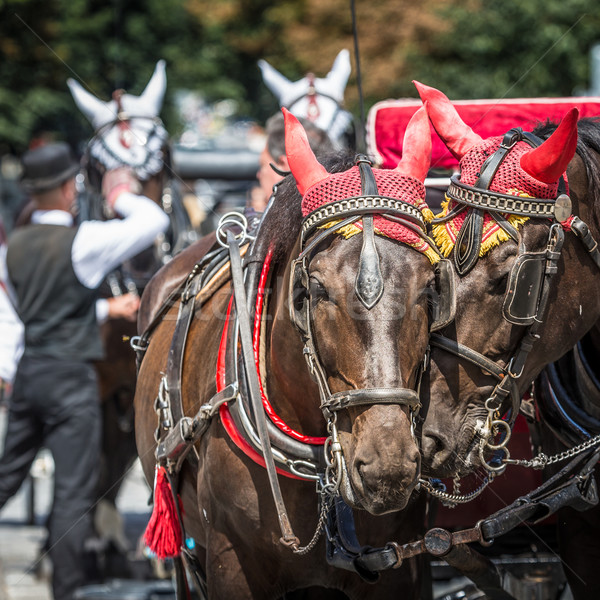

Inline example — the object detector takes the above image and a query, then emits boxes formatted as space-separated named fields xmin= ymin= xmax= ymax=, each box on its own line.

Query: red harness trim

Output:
xmin=253 ymin=249 xmax=326 ymax=445
xmin=217 ymin=294 xmax=304 ymax=479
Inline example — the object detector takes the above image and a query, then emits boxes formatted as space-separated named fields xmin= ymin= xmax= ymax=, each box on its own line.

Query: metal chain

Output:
xmin=293 ymin=493 xmax=333 ymax=555
xmin=419 ymin=472 xmax=496 ymax=508
xmin=504 ymin=433 xmax=600 ymax=470
xmin=292 ymin=415 xmax=340 ymax=555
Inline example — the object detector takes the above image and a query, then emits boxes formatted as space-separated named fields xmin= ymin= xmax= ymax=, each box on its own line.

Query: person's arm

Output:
xmin=72 ymin=191 xmax=170 ymax=289
xmin=96 ymin=294 xmax=140 ymax=324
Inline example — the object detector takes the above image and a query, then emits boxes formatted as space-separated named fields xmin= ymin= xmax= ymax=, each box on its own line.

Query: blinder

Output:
xmin=502 ymin=249 xmax=546 ymax=325
xmin=430 ymin=258 xmax=456 ymax=332
xmin=290 ymin=256 xmax=310 ymax=337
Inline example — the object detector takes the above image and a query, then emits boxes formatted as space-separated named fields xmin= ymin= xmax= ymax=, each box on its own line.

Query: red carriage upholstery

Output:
xmin=367 ymin=96 xmax=600 ymax=171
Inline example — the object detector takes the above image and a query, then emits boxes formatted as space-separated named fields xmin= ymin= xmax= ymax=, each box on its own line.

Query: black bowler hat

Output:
xmin=21 ymin=142 xmax=80 ymax=193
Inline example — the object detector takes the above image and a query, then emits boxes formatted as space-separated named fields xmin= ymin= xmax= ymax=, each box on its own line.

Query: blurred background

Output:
xmin=1 ymin=0 xmax=600 ymax=155
xmin=1 ymin=0 xmax=599 ymax=231
xmin=1 ymin=2 xmax=600 ymax=598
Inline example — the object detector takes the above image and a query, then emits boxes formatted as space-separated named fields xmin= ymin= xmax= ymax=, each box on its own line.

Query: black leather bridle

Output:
xmin=428 ymin=127 xmax=600 ymax=472
xmin=288 ymin=155 xmax=453 ymax=420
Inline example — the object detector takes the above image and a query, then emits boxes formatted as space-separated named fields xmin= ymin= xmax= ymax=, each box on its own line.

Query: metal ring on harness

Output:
xmin=216 ymin=212 xmax=249 ymax=248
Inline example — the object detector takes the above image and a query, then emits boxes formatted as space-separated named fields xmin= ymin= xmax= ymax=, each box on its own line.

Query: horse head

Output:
xmin=414 ymin=82 xmax=600 ymax=480
xmin=263 ymin=107 xmax=442 ymax=514
xmin=67 ymin=60 xmax=169 ymax=190
xmin=259 ymin=50 xmax=355 ymax=148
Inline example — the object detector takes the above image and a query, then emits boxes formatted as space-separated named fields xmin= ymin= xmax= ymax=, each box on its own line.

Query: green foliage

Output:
xmin=1 ymin=0 xmax=600 ymax=153
xmin=407 ymin=0 xmax=600 ymax=100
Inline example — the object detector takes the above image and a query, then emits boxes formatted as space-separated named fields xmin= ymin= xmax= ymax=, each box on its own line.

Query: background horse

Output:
xmin=259 ymin=49 xmax=355 ymax=149
xmin=68 ymin=61 xmax=196 ymax=565
xmin=415 ymin=83 xmax=600 ymax=597
xmin=134 ymin=108 xmax=442 ymax=598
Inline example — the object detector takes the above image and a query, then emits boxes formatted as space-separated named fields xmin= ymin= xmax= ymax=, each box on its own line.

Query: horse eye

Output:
xmin=490 ymin=272 xmax=509 ymax=295
xmin=309 ymin=278 xmax=329 ymax=303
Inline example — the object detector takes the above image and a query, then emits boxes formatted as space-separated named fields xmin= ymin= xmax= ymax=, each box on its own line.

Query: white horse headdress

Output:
xmin=258 ymin=49 xmax=354 ymax=148
xmin=67 ymin=60 xmax=169 ymax=180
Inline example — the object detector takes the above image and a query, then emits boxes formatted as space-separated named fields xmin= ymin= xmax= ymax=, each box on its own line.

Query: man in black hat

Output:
xmin=0 ymin=142 xmax=170 ymax=600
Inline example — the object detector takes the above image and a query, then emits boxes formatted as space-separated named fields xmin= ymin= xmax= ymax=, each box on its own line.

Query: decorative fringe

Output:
xmin=144 ymin=465 xmax=183 ymax=559
xmin=432 ymin=192 xmax=530 ymax=259
xmin=421 ymin=246 xmax=441 ymax=265
xmin=421 ymin=206 xmax=435 ymax=224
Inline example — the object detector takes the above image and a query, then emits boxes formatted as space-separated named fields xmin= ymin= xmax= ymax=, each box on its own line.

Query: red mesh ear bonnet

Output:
xmin=283 ymin=107 xmax=439 ymax=263
xmin=415 ymin=82 xmax=579 ymax=257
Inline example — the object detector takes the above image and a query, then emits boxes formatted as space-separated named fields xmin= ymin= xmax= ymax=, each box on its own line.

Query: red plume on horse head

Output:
xmin=413 ymin=80 xmax=579 ymax=187
xmin=282 ymin=106 xmax=439 ymax=263
xmin=520 ymin=107 xmax=579 ymax=183
xmin=282 ymin=105 xmax=432 ymax=198
xmin=413 ymin=81 xmax=483 ymax=161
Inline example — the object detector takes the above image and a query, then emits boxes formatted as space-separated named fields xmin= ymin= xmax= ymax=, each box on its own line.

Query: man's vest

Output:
xmin=7 ymin=224 xmax=103 ymax=361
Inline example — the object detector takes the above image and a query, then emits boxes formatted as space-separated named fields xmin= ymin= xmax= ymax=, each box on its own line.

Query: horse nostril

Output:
xmin=422 ymin=432 xmax=446 ymax=459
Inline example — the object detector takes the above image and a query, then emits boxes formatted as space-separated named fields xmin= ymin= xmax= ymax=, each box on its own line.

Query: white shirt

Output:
xmin=0 ymin=191 xmax=170 ymax=381
xmin=0 ymin=243 xmax=24 ymax=383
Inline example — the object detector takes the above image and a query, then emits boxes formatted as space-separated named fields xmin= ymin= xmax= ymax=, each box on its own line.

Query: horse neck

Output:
xmin=264 ymin=251 xmax=327 ymax=437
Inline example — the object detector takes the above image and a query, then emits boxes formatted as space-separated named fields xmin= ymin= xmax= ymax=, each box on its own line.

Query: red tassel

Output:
xmin=144 ymin=465 xmax=183 ymax=559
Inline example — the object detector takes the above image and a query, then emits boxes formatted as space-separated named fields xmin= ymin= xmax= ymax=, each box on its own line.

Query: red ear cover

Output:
xmin=394 ymin=105 xmax=431 ymax=182
xmin=282 ymin=107 xmax=328 ymax=195
xmin=413 ymin=80 xmax=483 ymax=160
xmin=520 ymin=108 xmax=579 ymax=184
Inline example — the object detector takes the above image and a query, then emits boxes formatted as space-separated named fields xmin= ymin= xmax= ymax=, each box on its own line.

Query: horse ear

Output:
xmin=520 ymin=108 xmax=579 ymax=184
xmin=413 ymin=80 xmax=483 ymax=160
xmin=325 ymin=49 xmax=351 ymax=101
xmin=394 ymin=106 xmax=431 ymax=182
xmin=140 ymin=60 xmax=167 ymax=117
xmin=67 ymin=78 xmax=114 ymax=130
xmin=258 ymin=59 xmax=293 ymax=104
xmin=283 ymin=108 xmax=328 ymax=195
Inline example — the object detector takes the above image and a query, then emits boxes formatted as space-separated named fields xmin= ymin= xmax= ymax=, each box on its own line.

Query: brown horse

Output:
xmin=414 ymin=83 xmax=600 ymax=597
xmin=134 ymin=108 xmax=444 ymax=598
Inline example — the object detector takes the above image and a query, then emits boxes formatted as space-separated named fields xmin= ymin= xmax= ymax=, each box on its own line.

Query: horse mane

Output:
xmin=253 ymin=150 xmax=355 ymax=265
xmin=533 ymin=117 xmax=600 ymax=213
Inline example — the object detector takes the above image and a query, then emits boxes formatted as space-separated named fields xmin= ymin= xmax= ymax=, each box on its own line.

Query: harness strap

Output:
xmin=321 ymin=388 xmax=420 ymax=413
xmin=570 ymin=216 xmax=600 ymax=269
xmin=429 ymin=335 xmax=507 ymax=380
xmin=227 ymin=230 xmax=300 ymax=548
xmin=165 ymin=267 xmax=203 ymax=426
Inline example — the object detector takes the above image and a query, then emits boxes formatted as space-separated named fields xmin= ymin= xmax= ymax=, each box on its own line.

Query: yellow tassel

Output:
xmin=433 ymin=197 xmax=451 ymax=220
xmin=421 ymin=206 xmax=435 ymax=224
xmin=431 ymin=224 xmax=455 ymax=258
xmin=422 ymin=247 xmax=441 ymax=265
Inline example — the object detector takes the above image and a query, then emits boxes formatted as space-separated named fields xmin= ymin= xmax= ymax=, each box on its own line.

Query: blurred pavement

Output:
xmin=0 ymin=404 xmax=153 ymax=600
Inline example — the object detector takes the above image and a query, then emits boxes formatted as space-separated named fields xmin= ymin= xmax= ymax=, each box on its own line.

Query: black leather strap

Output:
xmin=321 ymin=388 xmax=420 ymax=413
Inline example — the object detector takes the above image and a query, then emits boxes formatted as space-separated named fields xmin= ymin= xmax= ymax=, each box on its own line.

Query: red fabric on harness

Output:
xmin=252 ymin=248 xmax=326 ymax=445
xmin=217 ymin=295 xmax=305 ymax=480
xmin=143 ymin=465 xmax=183 ymax=559
xmin=368 ymin=97 xmax=600 ymax=171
